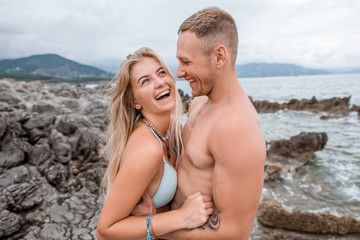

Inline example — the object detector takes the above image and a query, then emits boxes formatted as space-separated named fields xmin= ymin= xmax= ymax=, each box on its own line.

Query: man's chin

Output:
xmin=191 ymin=89 xmax=200 ymax=97
xmin=191 ymin=91 xmax=205 ymax=98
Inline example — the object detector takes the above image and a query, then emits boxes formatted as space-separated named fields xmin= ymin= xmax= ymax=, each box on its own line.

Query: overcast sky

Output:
xmin=0 ymin=0 xmax=359 ymax=73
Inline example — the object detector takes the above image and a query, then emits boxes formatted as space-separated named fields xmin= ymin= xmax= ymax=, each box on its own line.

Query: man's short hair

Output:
xmin=178 ymin=7 xmax=238 ymax=64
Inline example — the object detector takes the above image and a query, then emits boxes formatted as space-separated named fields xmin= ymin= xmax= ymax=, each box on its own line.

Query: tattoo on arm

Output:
xmin=186 ymin=213 xmax=220 ymax=232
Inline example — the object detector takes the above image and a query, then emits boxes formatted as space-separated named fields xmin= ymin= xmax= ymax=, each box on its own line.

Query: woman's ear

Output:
xmin=215 ymin=45 xmax=227 ymax=68
xmin=132 ymin=98 xmax=142 ymax=110
xmin=133 ymin=102 xmax=142 ymax=110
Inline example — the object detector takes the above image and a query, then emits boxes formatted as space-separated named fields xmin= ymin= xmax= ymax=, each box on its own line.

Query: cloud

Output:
xmin=0 ymin=0 xmax=359 ymax=72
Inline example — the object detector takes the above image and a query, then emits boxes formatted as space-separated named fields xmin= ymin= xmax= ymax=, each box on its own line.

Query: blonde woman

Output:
xmin=96 ymin=47 xmax=213 ymax=240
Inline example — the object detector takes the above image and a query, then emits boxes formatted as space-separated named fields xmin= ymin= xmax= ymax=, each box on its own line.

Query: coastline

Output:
xmin=0 ymin=78 xmax=359 ymax=239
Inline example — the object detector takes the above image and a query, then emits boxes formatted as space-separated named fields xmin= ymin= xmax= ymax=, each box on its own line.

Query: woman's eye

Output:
xmin=141 ymin=79 xmax=149 ymax=85
xmin=159 ymin=70 xmax=166 ymax=76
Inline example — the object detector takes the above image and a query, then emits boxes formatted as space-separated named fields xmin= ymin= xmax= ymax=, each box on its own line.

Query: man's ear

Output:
xmin=214 ymin=45 xmax=227 ymax=68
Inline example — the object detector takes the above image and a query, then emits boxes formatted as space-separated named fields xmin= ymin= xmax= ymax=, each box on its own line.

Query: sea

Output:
xmin=176 ymin=73 xmax=360 ymax=219
xmin=86 ymin=73 xmax=360 ymax=219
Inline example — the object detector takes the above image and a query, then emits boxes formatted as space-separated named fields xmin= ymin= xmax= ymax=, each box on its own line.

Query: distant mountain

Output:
xmin=0 ymin=54 xmax=114 ymax=79
xmin=326 ymin=67 xmax=360 ymax=74
xmin=236 ymin=63 xmax=329 ymax=78
xmin=348 ymin=68 xmax=360 ymax=73
xmin=170 ymin=62 xmax=331 ymax=80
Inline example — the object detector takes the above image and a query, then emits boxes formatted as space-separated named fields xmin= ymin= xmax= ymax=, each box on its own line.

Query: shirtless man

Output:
xmin=164 ymin=7 xmax=266 ymax=239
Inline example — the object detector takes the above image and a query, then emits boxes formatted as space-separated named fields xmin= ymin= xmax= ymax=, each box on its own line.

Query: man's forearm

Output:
xmin=162 ymin=212 xmax=223 ymax=240
xmin=162 ymin=211 xmax=251 ymax=240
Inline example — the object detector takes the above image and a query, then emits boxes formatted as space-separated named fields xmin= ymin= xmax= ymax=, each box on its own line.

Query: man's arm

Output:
xmin=167 ymin=111 xmax=266 ymax=239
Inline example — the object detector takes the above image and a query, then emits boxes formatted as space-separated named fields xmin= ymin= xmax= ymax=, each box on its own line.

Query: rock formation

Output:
xmin=0 ymin=79 xmax=107 ymax=239
xmin=257 ymin=196 xmax=360 ymax=235
xmin=251 ymin=96 xmax=356 ymax=119
xmin=264 ymin=132 xmax=328 ymax=181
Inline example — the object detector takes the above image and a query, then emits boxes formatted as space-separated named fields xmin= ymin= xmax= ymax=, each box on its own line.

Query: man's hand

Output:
xmin=131 ymin=192 xmax=156 ymax=216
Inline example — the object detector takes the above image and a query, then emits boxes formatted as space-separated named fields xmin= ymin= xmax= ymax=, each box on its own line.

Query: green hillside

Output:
xmin=0 ymin=54 xmax=114 ymax=79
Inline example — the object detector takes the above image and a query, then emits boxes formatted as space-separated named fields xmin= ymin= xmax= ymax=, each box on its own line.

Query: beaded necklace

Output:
xmin=143 ymin=118 xmax=171 ymax=158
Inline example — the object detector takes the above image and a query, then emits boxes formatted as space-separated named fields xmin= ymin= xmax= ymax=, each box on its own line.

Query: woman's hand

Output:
xmin=131 ymin=192 xmax=156 ymax=216
xmin=178 ymin=192 xmax=214 ymax=229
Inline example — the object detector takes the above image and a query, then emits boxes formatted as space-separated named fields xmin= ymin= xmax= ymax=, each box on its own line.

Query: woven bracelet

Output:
xmin=147 ymin=214 xmax=156 ymax=240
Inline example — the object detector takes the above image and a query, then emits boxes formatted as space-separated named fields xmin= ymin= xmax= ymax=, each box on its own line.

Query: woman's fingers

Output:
xmin=204 ymin=201 xmax=213 ymax=209
xmin=205 ymin=207 xmax=214 ymax=216
xmin=202 ymin=194 xmax=212 ymax=203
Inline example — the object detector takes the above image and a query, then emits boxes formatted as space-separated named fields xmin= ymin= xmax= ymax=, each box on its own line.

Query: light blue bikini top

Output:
xmin=148 ymin=128 xmax=178 ymax=208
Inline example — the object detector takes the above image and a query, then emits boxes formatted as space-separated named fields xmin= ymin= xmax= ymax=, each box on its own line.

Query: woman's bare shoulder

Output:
xmin=123 ymin=125 xmax=164 ymax=167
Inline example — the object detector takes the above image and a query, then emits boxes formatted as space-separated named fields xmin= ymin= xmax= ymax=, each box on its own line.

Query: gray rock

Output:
xmin=0 ymin=210 xmax=23 ymax=238
xmin=4 ymin=112 xmax=25 ymax=138
xmin=89 ymin=113 xmax=108 ymax=131
xmin=0 ymin=114 xmax=6 ymax=139
xmin=0 ymin=138 xmax=25 ymax=168
xmin=265 ymin=132 xmax=328 ymax=182
xmin=60 ymin=98 xmax=80 ymax=111
xmin=49 ymin=129 xmax=71 ymax=164
xmin=39 ymin=223 xmax=70 ymax=240
xmin=0 ymin=90 xmax=22 ymax=105
xmin=28 ymin=142 xmax=54 ymax=166
xmin=28 ymin=127 xmax=48 ymax=144
xmin=257 ymin=196 xmax=360 ymax=234
xmin=0 ymin=101 xmax=12 ymax=112
xmin=32 ymin=101 xmax=62 ymax=115
xmin=48 ymin=83 xmax=79 ymax=98
xmin=39 ymin=159 xmax=69 ymax=193
xmin=1 ymin=165 xmax=44 ymax=211
xmin=22 ymin=114 xmax=55 ymax=131
xmin=73 ymin=127 xmax=100 ymax=161
xmin=55 ymin=114 xmax=92 ymax=136
xmin=83 ymin=98 xmax=108 ymax=115
xmin=268 ymin=132 xmax=328 ymax=163
xmin=252 ymin=96 xmax=352 ymax=118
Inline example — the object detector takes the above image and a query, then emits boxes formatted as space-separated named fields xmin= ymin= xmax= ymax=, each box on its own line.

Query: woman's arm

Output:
xmin=96 ymin=134 xmax=213 ymax=240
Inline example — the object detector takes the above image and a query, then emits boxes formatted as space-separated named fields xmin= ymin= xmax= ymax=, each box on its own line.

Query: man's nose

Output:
xmin=177 ymin=65 xmax=185 ymax=79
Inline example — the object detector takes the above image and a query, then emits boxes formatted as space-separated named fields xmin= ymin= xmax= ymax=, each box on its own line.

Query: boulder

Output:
xmin=258 ymin=196 xmax=360 ymax=235
xmin=54 ymin=114 xmax=92 ymax=136
xmin=0 ymin=138 xmax=26 ymax=169
xmin=0 ymin=210 xmax=23 ymax=238
xmin=267 ymin=132 xmax=327 ymax=163
xmin=252 ymin=96 xmax=352 ymax=118
xmin=264 ymin=132 xmax=328 ymax=182
xmin=178 ymin=89 xmax=192 ymax=113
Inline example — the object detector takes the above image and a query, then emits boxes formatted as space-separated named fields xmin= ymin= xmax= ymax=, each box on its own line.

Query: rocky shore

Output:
xmin=0 ymin=79 xmax=359 ymax=239
xmin=254 ymin=132 xmax=360 ymax=239
xmin=250 ymin=96 xmax=360 ymax=119
xmin=0 ymin=79 xmax=108 ymax=239
xmin=180 ymin=91 xmax=360 ymax=118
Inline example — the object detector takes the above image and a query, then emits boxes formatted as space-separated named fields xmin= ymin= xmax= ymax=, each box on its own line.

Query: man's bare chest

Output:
xmin=181 ymin=117 xmax=214 ymax=169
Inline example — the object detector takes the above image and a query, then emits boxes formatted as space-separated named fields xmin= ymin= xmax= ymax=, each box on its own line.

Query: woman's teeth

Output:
xmin=155 ymin=90 xmax=170 ymax=100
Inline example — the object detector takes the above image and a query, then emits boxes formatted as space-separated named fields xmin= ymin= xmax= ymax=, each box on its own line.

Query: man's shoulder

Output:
xmin=210 ymin=103 xmax=261 ymax=139
xmin=212 ymin=106 xmax=243 ymax=126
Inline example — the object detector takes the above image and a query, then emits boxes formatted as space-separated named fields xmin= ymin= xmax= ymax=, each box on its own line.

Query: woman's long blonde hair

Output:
xmin=101 ymin=47 xmax=183 ymax=197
